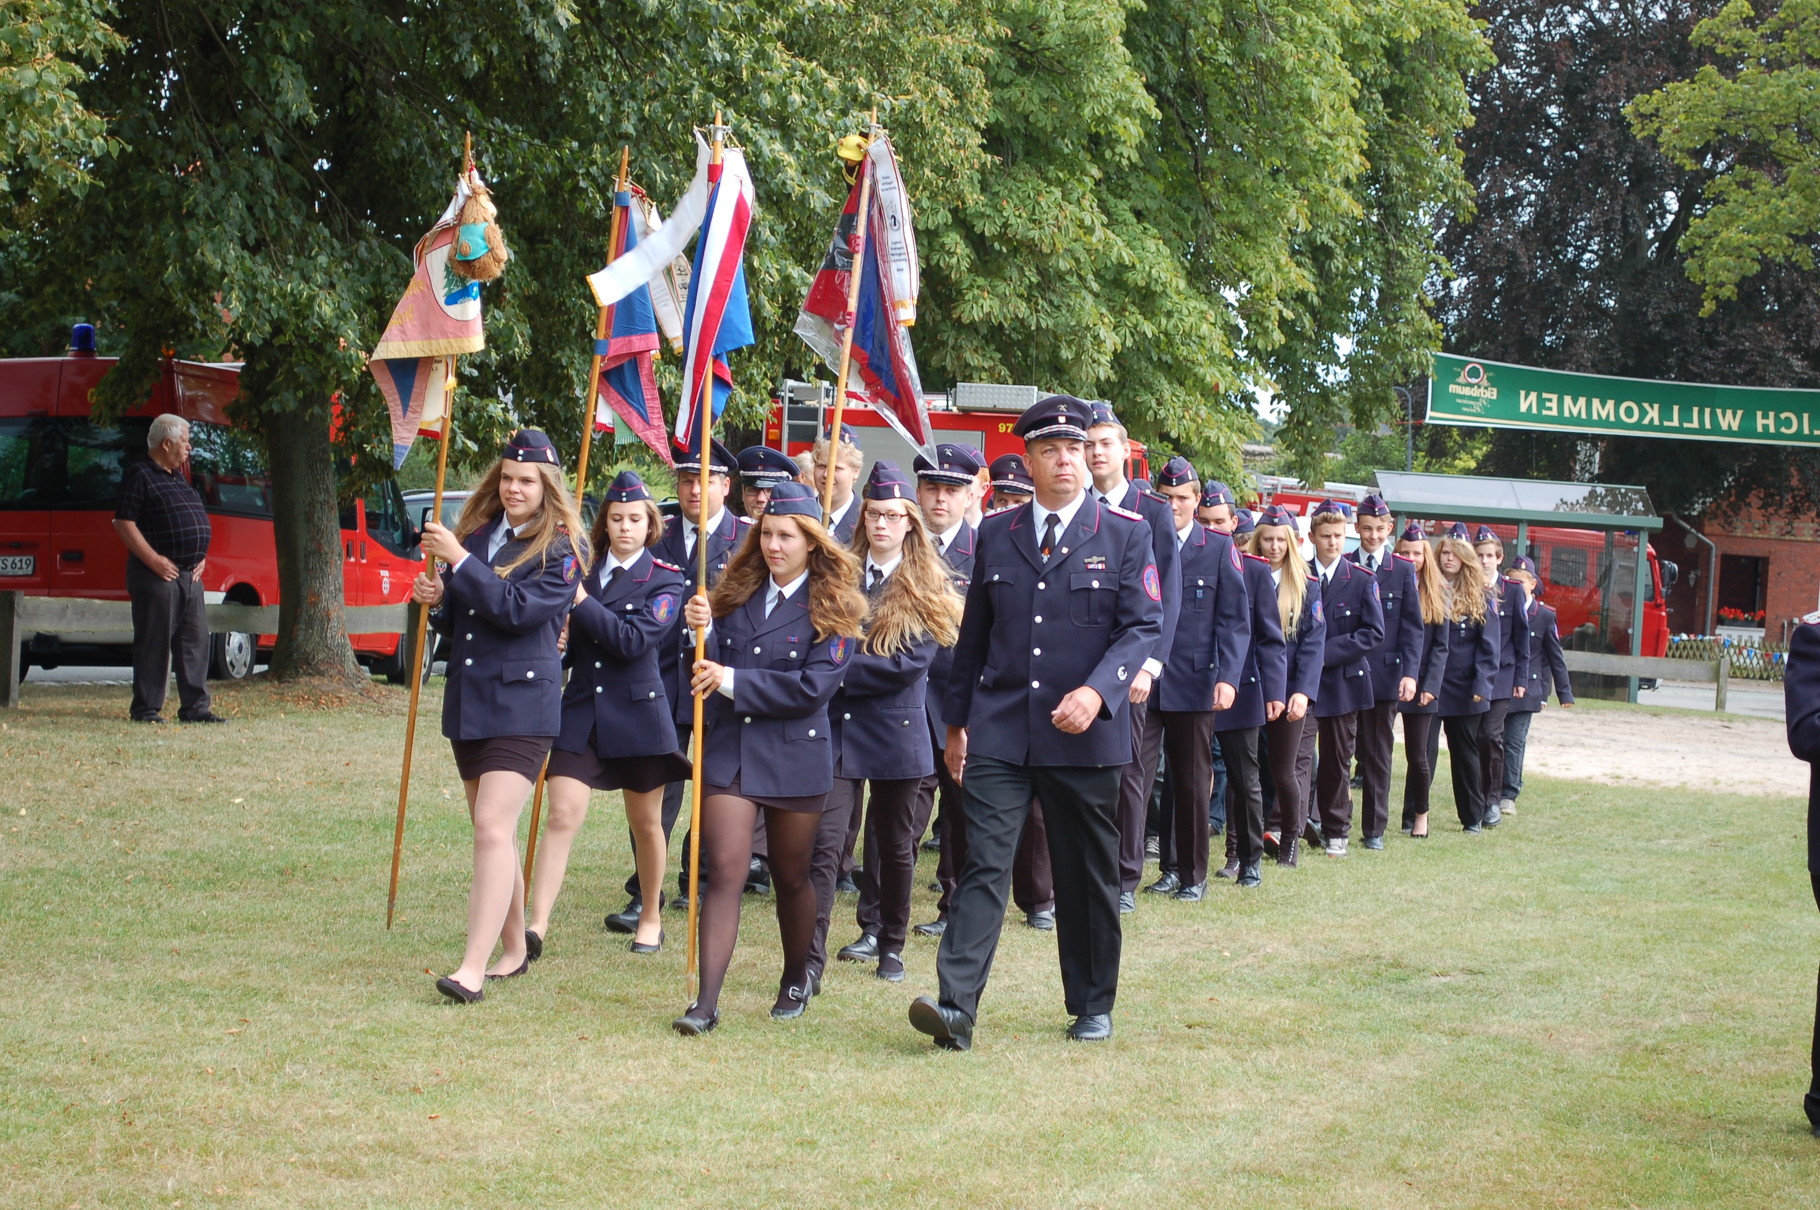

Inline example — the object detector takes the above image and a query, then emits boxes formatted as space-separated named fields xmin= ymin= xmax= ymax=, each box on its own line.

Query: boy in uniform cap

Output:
xmin=1084 ymin=404 xmax=1181 ymax=912
xmin=736 ymin=445 xmax=798 ymax=518
xmin=1134 ymin=456 xmax=1250 ymax=900
xmin=1306 ymin=499 xmax=1386 ymax=857
xmin=812 ymin=421 xmax=865 ymax=543
xmin=908 ymin=394 xmax=1164 ymax=1050
xmin=988 ymin=453 xmax=1034 ymax=512
xmin=604 ymin=434 xmax=752 ymax=931
xmin=1342 ymin=493 xmax=1424 ymax=848
xmin=1471 ymin=525 xmax=1530 ymax=828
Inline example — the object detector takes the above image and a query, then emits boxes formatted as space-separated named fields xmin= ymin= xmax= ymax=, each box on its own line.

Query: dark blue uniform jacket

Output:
xmin=557 ymin=548 xmax=686 ymax=757
xmin=1215 ymin=553 xmax=1287 ymax=733
xmin=831 ymin=575 xmax=937 ymax=782
xmin=1285 ymin=574 xmax=1328 ymax=706
xmin=1312 ymin=557 xmax=1386 ymax=717
xmin=923 ymin=522 xmax=977 ymax=741
xmin=1436 ymin=594 xmax=1500 ymax=717
xmin=1347 ymin=549 xmax=1425 ymax=702
xmin=653 ymin=509 xmax=751 ymax=726
xmin=1158 ymin=523 xmax=1251 ymax=714
xmin=1511 ymin=600 xmax=1574 ymax=712
xmin=1488 ymin=576 xmax=1532 ymax=700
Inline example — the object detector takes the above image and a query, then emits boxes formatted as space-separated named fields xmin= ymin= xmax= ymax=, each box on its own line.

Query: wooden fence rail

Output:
xmin=1560 ymin=648 xmax=1732 ymax=712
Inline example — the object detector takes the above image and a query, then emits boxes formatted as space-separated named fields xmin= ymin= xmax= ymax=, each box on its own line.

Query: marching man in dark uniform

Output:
xmin=736 ymin=445 xmax=798 ymax=518
xmin=1134 ymin=457 xmax=1249 ymax=901
xmin=607 ymin=437 xmax=752 ymax=931
xmin=1307 ymin=500 xmax=1385 ymax=857
xmin=1782 ymin=610 xmax=1820 ymax=1136
xmin=908 ymin=395 xmax=1165 ymax=1050
xmin=1086 ymin=404 xmax=1180 ymax=914
xmin=1344 ymin=494 xmax=1423 ymax=848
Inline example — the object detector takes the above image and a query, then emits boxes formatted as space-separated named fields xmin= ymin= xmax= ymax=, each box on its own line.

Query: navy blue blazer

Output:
xmin=1158 ymin=523 xmax=1250 ymax=714
xmin=1284 ymin=573 xmax=1328 ymax=705
xmin=653 ymin=509 xmax=752 ymax=726
xmin=1436 ymin=595 xmax=1500 ymax=717
xmin=556 ymin=548 xmax=686 ymax=757
xmin=1312 ymin=557 xmax=1386 ymax=717
xmin=1488 ymin=576 xmax=1532 ymax=700
xmin=828 ymin=497 xmax=861 ymax=545
xmin=700 ymin=588 xmax=853 ymax=798
xmin=1511 ymin=601 xmax=1574 ymax=712
xmin=1216 ymin=553 xmax=1287 ymax=733
xmin=831 ymin=576 xmax=937 ymax=781
xmin=433 ymin=522 xmax=576 ymax=741
xmin=1347 ymin=549 xmax=1425 ymax=702
xmin=923 ymin=522 xmax=977 ymax=741
xmin=1397 ymin=616 xmax=1452 ymax=716
xmin=944 ymin=497 xmax=1166 ymax=767
xmin=1107 ymin=481 xmax=1180 ymax=683
xmin=1783 ymin=620 xmax=1820 ymax=877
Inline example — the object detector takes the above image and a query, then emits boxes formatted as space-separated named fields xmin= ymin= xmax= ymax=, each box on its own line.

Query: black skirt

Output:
xmin=706 ymin=776 xmax=831 ymax=815
xmin=547 ymin=743 xmax=691 ymax=793
xmin=449 ymin=735 xmax=552 ymax=782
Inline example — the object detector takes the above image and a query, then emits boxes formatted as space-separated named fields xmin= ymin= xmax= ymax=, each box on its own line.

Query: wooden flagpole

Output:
xmin=521 ymin=144 xmax=633 ymax=889
xmin=387 ymin=133 xmax=472 ymax=930
xmin=687 ymin=112 xmax=727 ymax=987
xmin=820 ymin=112 xmax=879 ymax=517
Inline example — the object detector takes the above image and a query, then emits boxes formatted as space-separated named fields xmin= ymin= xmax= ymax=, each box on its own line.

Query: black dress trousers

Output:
xmin=936 ymin=756 xmax=1122 ymax=1020
xmin=1354 ymin=697 xmax=1398 ymax=839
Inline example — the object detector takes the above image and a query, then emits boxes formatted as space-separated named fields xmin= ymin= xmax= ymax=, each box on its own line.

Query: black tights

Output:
xmin=694 ymin=794 xmax=823 ymax=1015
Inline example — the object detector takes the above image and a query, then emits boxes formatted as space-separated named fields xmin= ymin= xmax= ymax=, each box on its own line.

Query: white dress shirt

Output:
xmin=450 ymin=516 xmax=531 ymax=573
xmin=719 ymin=569 xmax=810 ymax=699
xmin=598 ymin=548 xmax=640 ymax=589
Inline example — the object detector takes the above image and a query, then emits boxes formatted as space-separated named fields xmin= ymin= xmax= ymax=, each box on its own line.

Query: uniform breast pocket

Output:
xmin=782 ymin=717 xmax=826 ymax=744
xmin=1069 ymin=573 xmax=1114 ymax=626
xmin=982 ymin=565 xmax=1019 ymax=607
xmin=767 ymin=646 xmax=805 ymax=671
xmin=626 ymin=678 xmax=664 ymax=704
xmin=501 ymin=657 xmax=559 ymax=685
xmin=1184 ymin=579 xmax=1212 ymax=611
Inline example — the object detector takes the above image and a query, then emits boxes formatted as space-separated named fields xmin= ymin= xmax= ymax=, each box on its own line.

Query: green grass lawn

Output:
xmin=3 ymin=678 xmax=1818 ymax=1208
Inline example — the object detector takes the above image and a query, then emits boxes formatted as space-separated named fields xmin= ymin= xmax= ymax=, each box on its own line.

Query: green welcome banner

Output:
xmin=1427 ymin=353 xmax=1820 ymax=447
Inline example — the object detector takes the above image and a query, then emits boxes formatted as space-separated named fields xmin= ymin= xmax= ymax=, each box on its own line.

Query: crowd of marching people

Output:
xmin=409 ymin=396 xmax=1573 ymax=1043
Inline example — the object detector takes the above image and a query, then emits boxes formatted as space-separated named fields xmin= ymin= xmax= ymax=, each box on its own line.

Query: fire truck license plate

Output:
xmin=0 ymin=555 xmax=35 ymax=575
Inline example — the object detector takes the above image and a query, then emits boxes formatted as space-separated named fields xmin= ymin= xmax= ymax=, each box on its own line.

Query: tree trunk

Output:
xmin=262 ymin=401 xmax=364 ymax=684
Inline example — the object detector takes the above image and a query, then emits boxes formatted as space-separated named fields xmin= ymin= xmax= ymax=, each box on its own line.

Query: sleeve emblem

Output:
xmin=651 ymin=593 xmax=678 ymax=623
xmin=1142 ymin=564 xmax=1161 ymax=602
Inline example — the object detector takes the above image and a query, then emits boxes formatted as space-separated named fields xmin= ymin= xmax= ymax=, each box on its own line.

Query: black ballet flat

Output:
xmin=525 ymin=929 xmax=543 ymax=961
xmin=771 ymin=984 xmax=811 ymax=1020
xmin=435 ymin=976 xmax=484 ymax=1004
xmin=630 ymin=930 xmax=664 ymax=955
xmin=673 ymin=1004 xmax=719 ymax=1036
xmin=485 ymin=958 xmax=529 ymax=980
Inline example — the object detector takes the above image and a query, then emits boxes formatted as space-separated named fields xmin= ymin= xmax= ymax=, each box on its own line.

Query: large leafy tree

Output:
xmin=1435 ymin=0 xmax=1820 ymax=514
xmin=0 ymin=0 xmax=120 ymax=232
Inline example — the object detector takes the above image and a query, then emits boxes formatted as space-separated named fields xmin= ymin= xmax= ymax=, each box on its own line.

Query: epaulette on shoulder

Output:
xmin=1140 ymin=488 xmax=1169 ymax=506
xmin=651 ymin=557 xmax=682 ymax=573
xmin=735 ymin=514 xmax=755 ymax=526
xmin=1393 ymin=553 xmax=1415 ymax=564
xmin=1803 ymin=609 xmax=1820 ymax=626
xmin=1107 ymin=504 xmax=1143 ymax=522
xmin=1244 ymin=552 xmax=1269 ymax=564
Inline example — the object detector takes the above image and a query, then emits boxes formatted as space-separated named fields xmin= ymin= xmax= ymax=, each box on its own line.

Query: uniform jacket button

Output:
xmin=1037 ymin=582 xmax=1046 ymax=590
xmin=902 ymin=718 xmax=911 ymax=726
xmin=1034 ymin=615 xmax=1042 ymax=623
xmin=807 ymin=728 xmax=816 ymax=737
xmin=753 ymin=646 xmax=762 ymax=654
xmin=464 ymin=658 xmax=473 ymax=666
xmin=1031 ymin=679 xmax=1041 ymax=689
xmin=1033 ymin=647 xmax=1041 ymax=656
xmin=595 ymin=686 xmax=603 ymax=694
xmin=844 ymin=712 xmax=852 ymax=720
xmin=526 ymin=669 xmax=535 ymax=678
xmin=595 ymin=661 xmax=602 ymax=669
xmin=468 ymin=608 xmax=475 ymax=615
xmin=465 ymin=632 xmax=473 ymax=640
xmin=744 ymin=716 xmax=752 ymax=724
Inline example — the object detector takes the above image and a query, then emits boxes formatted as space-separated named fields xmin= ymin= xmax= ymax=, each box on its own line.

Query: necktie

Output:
xmin=868 ymin=567 xmax=884 ymax=593
xmin=1040 ymin=513 xmax=1060 ymax=562
xmin=685 ymin=525 xmax=696 ymax=561
xmin=934 ymin=537 xmax=946 ymax=559
xmin=605 ymin=565 xmax=624 ymax=591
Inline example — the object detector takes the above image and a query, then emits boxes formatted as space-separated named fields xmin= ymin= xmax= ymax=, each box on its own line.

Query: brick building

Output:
xmin=1662 ymin=491 xmax=1820 ymax=641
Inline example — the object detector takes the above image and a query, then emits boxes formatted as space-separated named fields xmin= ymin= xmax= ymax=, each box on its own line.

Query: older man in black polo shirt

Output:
xmin=113 ymin=413 xmax=223 ymax=724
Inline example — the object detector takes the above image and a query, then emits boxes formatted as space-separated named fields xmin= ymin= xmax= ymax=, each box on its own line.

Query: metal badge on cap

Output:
xmin=763 ymin=480 xmax=824 ymax=520
xmin=737 ymin=445 xmax=797 ymax=487
xmin=1358 ymin=493 xmax=1391 ymax=518
xmin=913 ymin=442 xmax=982 ymax=487
xmin=1012 ymin=394 xmax=1094 ymax=444
xmin=504 ymin=429 xmax=561 ymax=467
xmin=1201 ymin=480 xmax=1236 ymax=509
xmin=862 ymin=460 xmax=915 ymax=502
xmin=1156 ymin=456 xmax=1196 ymax=489
xmin=1474 ymin=525 xmax=1500 ymax=544
xmin=1443 ymin=521 xmax=1470 ymax=540
xmin=1259 ymin=503 xmax=1298 ymax=528
xmin=604 ymin=470 xmax=651 ymax=503
xmin=989 ymin=452 xmax=1034 ymax=493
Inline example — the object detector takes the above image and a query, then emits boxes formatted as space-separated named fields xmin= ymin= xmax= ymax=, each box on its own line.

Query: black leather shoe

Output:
xmin=921 ymin=835 xmax=941 ymax=852
xmin=834 ymin=874 xmax=860 ymax=895
xmin=1066 ymin=1013 xmax=1112 ymax=1042
xmin=1302 ymin=819 xmax=1323 ymax=847
xmin=525 ymin=929 xmax=543 ymax=961
xmin=1118 ymin=891 xmax=1136 ymax=914
xmin=1173 ymin=881 xmax=1205 ymax=902
xmin=809 ymin=967 xmax=823 ymax=996
xmin=908 ymin=995 xmax=973 ymax=1051
xmin=1463 ymin=824 xmax=1483 ymax=834
xmin=838 ymin=933 xmax=879 ymax=962
xmin=673 ymin=1003 xmax=718 ymax=1036
xmin=604 ymin=900 xmax=641 ymax=934
xmin=1361 ymin=835 xmax=1385 ymax=851
xmin=913 ymin=918 xmax=947 ymax=938
xmin=1025 ymin=909 xmax=1055 ymax=931
xmin=771 ymin=983 xmax=811 ymax=1020
xmin=485 ymin=958 xmax=529 ymax=980
xmin=744 ymin=857 xmax=771 ymax=894
xmin=131 ymin=715 xmax=166 ymax=724
xmin=876 ymin=952 xmax=905 ymax=982
xmin=1144 ymin=872 xmax=1181 ymax=895
xmin=668 ymin=891 xmax=693 ymax=911
xmin=630 ymin=929 xmax=664 ymax=955
xmin=178 ymin=711 xmax=228 ymax=724
xmin=1213 ymin=859 xmax=1240 ymax=880
xmin=435 ymin=976 xmax=483 ymax=1004
xmin=1277 ymin=837 xmax=1300 ymax=868
xmin=1237 ymin=862 xmax=1262 ymax=888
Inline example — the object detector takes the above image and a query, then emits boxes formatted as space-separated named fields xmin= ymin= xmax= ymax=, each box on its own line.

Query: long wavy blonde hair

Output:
xmin=848 ymin=502 xmax=962 ymax=656
xmin=453 ymin=458 xmax=585 ymax=578
xmin=1436 ymin=536 xmax=1490 ymax=624
xmin=1396 ymin=538 xmax=1448 ymax=626
xmin=1249 ymin=522 xmax=1311 ymax=637
xmin=709 ymin=512 xmax=867 ymax=641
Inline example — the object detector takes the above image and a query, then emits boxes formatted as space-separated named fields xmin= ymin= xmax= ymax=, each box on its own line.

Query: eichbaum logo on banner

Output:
xmin=1445 ymin=360 xmax=1497 ymax=413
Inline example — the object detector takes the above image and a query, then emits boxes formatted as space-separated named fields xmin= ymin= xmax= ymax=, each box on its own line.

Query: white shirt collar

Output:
xmin=487 ymin=515 xmax=533 ymax=559
xmin=1270 ymin=567 xmax=1282 ymax=588
xmin=828 ymin=496 xmax=854 ymax=528
xmin=1096 ymin=478 xmax=1130 ymax=508
xmin=1358 ymin=545 xmax=1384 ymax=571
xmin=1032 ymin=491 xmax=1087 ymax=542
xmin=1176 ymin=522 xmax=1194 ymax=546
xmin=683 ymin=509 xmax=724 ymax=543
xmin=1316 ymin=556 xmax=1342 ymax=582
xmin=766 ymin=569 xmax=810 ymax=609
xmin=935 ymin=519 xmax=966 ymax=551
xmin=865 ymin=553 xmax=902 ymax=582
xmin=598 ymin=548 xmax=640 ymax=586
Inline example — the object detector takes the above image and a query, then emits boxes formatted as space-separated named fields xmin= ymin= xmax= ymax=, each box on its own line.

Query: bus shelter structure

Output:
xmin=1371 ymin=471 xmax=1663 ymax=701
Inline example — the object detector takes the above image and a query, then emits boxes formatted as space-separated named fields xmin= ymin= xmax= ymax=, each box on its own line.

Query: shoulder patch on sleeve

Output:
xmin=562 ymin=554 xmax=580 ymax=584
xmin=1229 ymin=544 xmax=1243 ymax=571
xmin=1142 ymin=564 xmax=1161 ymax=601
xmin=829 ymin=635 xmax=851 ymax=665
xmin=1107 ymin=504 xmax=1143 ymax=521
xmin=651 ymin=593 xmax=678 ymax=623
xmin=1313 ymin=598 xmax=1325 ymax=622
